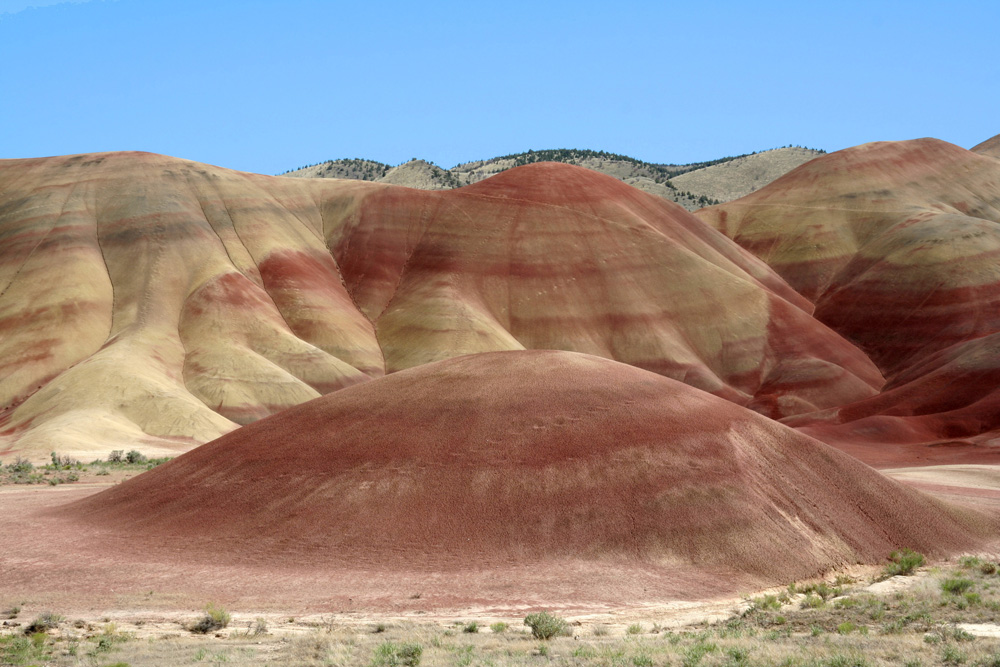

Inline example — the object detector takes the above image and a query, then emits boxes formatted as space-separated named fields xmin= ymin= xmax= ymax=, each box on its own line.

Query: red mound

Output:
xmin=785 ymin=333 xmax=1000 ymax=467
xmin=332 ymin=161 xmax=883 ymax=417
xmin=698 ymin=139 xmax=1000 ymax=452
xmin=67 ymin=350 xmax=993 ymax=584
xmin=699 ymin=139 xmax=1000 ymax=376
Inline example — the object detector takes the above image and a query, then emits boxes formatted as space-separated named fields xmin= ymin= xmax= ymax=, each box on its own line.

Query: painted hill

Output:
xmin=0 ymin=152 xmax=880 ymax=460
xmin=66 ymin=350 xmax=994 ymax=583
xmin=282 ymin=147 xmax=824 ymax=210
xmin=972 ymin=133 xmax=1000 ymax=158
xmin=697 ymin=139 xmax=1000 ymax=455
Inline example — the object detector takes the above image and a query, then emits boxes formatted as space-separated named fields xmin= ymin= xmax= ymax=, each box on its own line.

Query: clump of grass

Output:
xmin=24 ymin=612 xmax=63 ymax=635
xmin=681 ymin=640 xmax=717 ymax=667
xmin=489 ymin=622 xmax=507 ymax=634
xmin=942 ymin=644 xmax=967 ymax=665
xmin=373 ymin=623 xmax=388 ymax=633
xmin=462 ymin=621 xmax=478 ymax=633
xmin=942 ymin=578 xmax=974 ymax=595
xmin=626 ymin=623 xmax=643 ymax=635
xmin=836 ymin=621 xmax=857 ymax=635
xmin=189 ymin=603 xmax=230 ymax=634
xmin=748 ymin=594 xmax=782 ymax=612
xmin=372 ymin=641 xmax=422 ymax=667
xmin=801 ymin=593 xmax=825 ymax=609
xmin=825 ymin=655 xmax=869 ymax=667
xmin=524 ymin=611 xmax=569 ymax=640
xmin=881 ymin=548 xmax=925 ymax=579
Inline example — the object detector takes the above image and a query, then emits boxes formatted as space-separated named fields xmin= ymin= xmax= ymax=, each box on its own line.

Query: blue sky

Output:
xmin=1 ymin=0 xmax=997 ymax=174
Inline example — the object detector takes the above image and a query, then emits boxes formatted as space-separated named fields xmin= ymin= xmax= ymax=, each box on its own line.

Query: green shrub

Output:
xmin=681 ymin=641 xmax=717 ymax=667
xmin=7 ymin=457 xmax=34 ymax=473
xmin=749 ymin=594 xmax=781 ymax=611
xmin=125 ymin=450 xmax=147 ymax=464
xmin=24 ymin=612 xmax=62 ymax=635
xmin=726 ymin=647 xmax=750 ymax=666
xmin=942 ymin=645 xmax=967 ymax=665
xmin=942 ymin=578 xmax=974 ymax=595
xmin=836 ymin=622 xmax=856 ymax=634
xmin=489 ymin=622 xmax=507 ymax=634
xmin=189 ymin=603 xmax=230 ymax=634
xmin=462 ymin=621 xmax=478 ymax=633
xmin=801 ymin=594 xmax=825 ymax=609
xmin=372 ymin=641 xmax=422 ymax=667
xmin=881 ymin=549 xmax=925 ymax=578
xmin=524 ymin=611 xmax=568 ymax=640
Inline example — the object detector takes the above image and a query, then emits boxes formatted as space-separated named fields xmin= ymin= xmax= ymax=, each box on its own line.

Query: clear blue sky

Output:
xmin=2 ymin=0 xmax=997 ymax=174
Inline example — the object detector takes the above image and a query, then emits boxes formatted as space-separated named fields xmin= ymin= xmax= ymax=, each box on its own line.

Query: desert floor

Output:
xmin=2 ymin=463 xmax=1000 ymax=665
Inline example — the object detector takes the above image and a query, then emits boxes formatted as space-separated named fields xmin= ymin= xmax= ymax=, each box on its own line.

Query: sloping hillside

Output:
xmin=0 ymin=151 xmax=877 ymax=460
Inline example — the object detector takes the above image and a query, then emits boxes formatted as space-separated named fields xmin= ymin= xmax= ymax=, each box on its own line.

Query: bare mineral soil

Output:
xmin=2 ymin=462 xmax=999 ymax=661
xmin=3 ymin=471 xmax=1000 ymax=666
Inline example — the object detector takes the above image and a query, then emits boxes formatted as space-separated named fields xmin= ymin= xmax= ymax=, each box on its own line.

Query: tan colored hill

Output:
xmin=283 ymin=147 xmax=824 ymax=210
xmin=284 ymin=157 xmax=389 ymax=180
xmin=0 ymin=152 xmax=880 ymax=461
xmin=672 ymin=147 xmax=821 ymax=202
xmin=972 ymin=133 xmax=1000 ymax=158
xmin=68 ymin=350 xmax=995 ymax=585
xmin=378 ymin=158 xmax=456 ymax=189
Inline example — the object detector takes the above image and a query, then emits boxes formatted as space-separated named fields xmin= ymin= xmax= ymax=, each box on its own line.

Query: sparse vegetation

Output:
xmin=524 ymin=611 xmax=569 ymax=639
xmin=1 ymin=451 xmax=171 ymax=486
xmin=880 ymin=548 xmax=926 ymax=579
xmin=3 ymin=557 xmax=1000 ymax=665
xmin=24 ymin=612 xmax=62 ymax=635
xmin=372 ymin=641 xmax=422 ymax=667
xmin=942 ymin=577 xmax=975 ymax=595
xmin=189 ymin=604 xmax=230 ymax=634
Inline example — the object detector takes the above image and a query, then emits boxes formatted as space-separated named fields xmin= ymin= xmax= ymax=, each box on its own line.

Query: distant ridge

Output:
xmin=281 ymin=145 xmax=825 ymax=210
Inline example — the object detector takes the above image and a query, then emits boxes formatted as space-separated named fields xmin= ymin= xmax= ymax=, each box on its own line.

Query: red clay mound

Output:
xmin=785 ymin=333 xmax=1000 ymax=467
xmin=67 ymin=350 xmax=993 ymax=584
xmin=697 ymin=139 xmax=1000 ymax=453
xmin=697 ymin=139 xmax=1000 ymax=377
xmin=333 ymin=162 xmax=883 ymax=418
